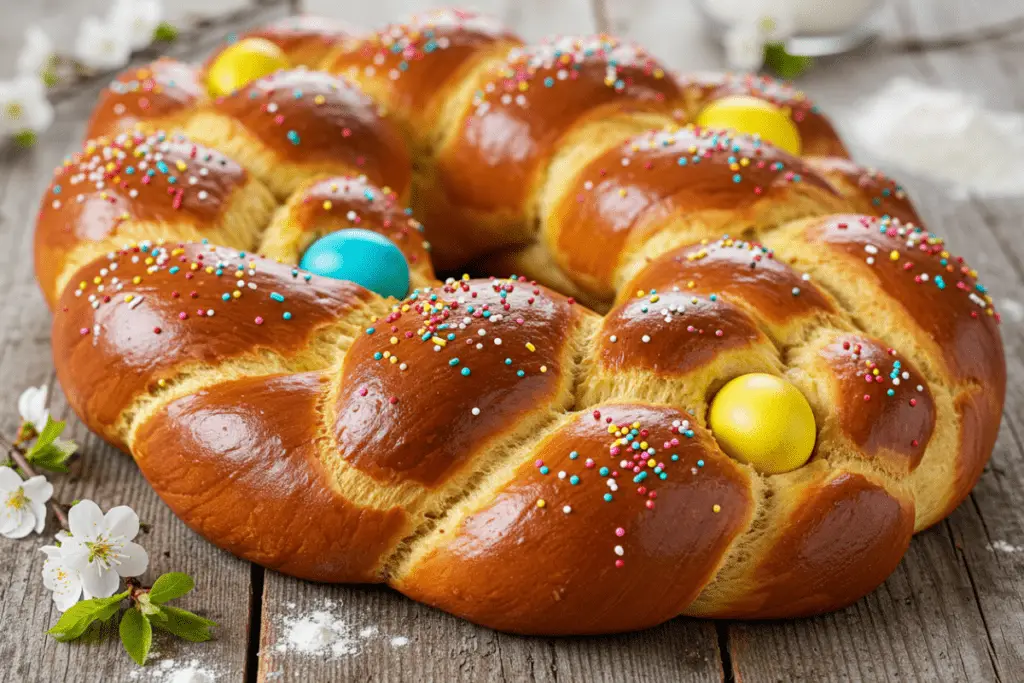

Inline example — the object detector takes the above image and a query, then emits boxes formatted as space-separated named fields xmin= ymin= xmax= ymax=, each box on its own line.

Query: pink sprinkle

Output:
xmin=255 ymin=316 xmax=264 ymax=325
xmin=615 ymin=527 xmax=625 ymax=537
xmin=615 ymin=559 xmax=624 ymax=568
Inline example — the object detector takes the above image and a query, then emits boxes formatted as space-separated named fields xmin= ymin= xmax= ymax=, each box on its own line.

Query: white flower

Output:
xmin=17 ymin=25 xmax=54 ymax=79
xmin=18 ymin=385 xmax=49 ymax=432
xmin=0 ymin=77 xmax=54 ymax=136
xmin=74 ymin=17 xmax=131 ymax=71
xmin=108 ymin=0 xmax=163 ymax=51
xmin=61 ymin=500 xmax=148 ymax=599
xmin=724 ymin=23 xmax=767 ymax=71
xmin=0 ymin=466 xmax=52 ymax=539
xmin=41 ymin=532 xmax=84 ymax=611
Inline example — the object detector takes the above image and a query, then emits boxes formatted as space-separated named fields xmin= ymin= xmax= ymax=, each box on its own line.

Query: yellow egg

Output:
xmin=708 ymin=373 xmax=816 ymax=474
xmin=695 ymin=96 xmax=803 ymax=156
xmin=207 ymin=38 xmax=290 ymax=98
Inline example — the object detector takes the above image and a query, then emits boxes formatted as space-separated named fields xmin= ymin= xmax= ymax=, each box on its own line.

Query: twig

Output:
xmin=0 ymin=434 xmax=70 ymax=531
xmin=888 ymin=16 xmax=1024 ymax=53
xmin=590 ymin=0 xmax=612 ymax=34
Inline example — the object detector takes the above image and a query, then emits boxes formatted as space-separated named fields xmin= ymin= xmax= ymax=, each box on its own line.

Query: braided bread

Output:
xmin=34 ymin=8 xmax=1004 ymax=634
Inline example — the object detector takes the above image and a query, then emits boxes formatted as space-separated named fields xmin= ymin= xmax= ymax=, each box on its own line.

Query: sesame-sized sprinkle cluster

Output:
xmin=45 ymin=130 xmax=235 ymax=218
xmin=349 ymin=8 xmax=496 ymax=84
xmin=839 ymin=216 xmax=1000 ymax=322
xmin=837 ymin=340 xmax=928 ymax=448
xmin=360 ymin=275 xmax=569 ymax=407
xmin=103 ymin=60 xmax=199 ymax=119
xmin=533 ymin=411 xmax=715 ymax=569
xmin=853 ymin=167 xmax=910 ymax=210
xmin=299 ymin=176 xmax=430 ymax=263
xmin=682 ymin=236 xmax=814 ymax=297
xmin=573 ymin=125 xmax=808 ymax=205
xmin=472 ymin=35 xmax=667 ymax=115
xmin=70 ymin=241 xmax=303 ymax=342
xmin=713 ymin=73 xmax=824 ymax=123
xmin=608 ymin=288 xmax=727 ymax=346
xmin=232 ymin=70 xmax=372 ymax=155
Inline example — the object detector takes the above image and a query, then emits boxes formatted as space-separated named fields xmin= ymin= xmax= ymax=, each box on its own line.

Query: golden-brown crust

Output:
xmin=548 ymin=126 xmax=844 ymax=300
xmin=133 ymin=372 xmax=409 ymax=582
xmin=427 ymin=36 xmax=681 ymax=261
xmin=34 ymin=132 xmax=261 ymax=308
xmin=801 ymin=215 xmax=1005 ymax=389
xmin=323 ymin=8 xmax=521 ymax=138
xmin=687 ymin=468 xmax=914 ymax=618
xmin=201 ymin=70 xmax=411 ymax=196
xmin=219 ymin=15 xmax=361 ymax=69
xmin=51 ymin=243 xmax=375 ymax=447
xmin=85 ymin=59 xmax=206 ymax=141
xmin=807 ymin=156 xmax=922 ymax=225
xmin=395 ymin=404 xmax=755 ymax=633
xmin=596 ymin=290 xmax=769 ymax=378
xmin=333 ymin=277 xmax=585 ymax=487
xmin=679 ymin=72 xmax=850 ymax=158
xmin=815 ymin=334 xmax=935 ymax=468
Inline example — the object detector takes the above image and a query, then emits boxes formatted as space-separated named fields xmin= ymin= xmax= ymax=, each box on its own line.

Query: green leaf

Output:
xmin=148 ymin=573 xmax=194 ymax=605
xmin=30 ymin=417 xmax=66 ymax=452
xmin=764 ymin=43 xmax=814 ymax=79
xmin=47 ymin=591 xmax=129 ymax=642
xmin=153 ymin=606 xmax=217 ymax=643
xmin=27 ymin=440 xmax=77 ymax=473
xmin=152 ymin=22 xmax=179 ymax=42
xmin=119 ymin=607 xmax=153 ymax=666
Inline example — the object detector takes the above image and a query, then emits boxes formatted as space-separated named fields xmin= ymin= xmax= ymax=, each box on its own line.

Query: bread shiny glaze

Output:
xmin=36 ymin=9 xmax=1005 ymax=634
xmin=85 ymin=59 xmax=206 ymax=141
xmin=223 ymin=15 xmax=360 ymax=68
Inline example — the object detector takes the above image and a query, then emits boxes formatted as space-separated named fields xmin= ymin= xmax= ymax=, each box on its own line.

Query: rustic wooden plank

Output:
xmin=0 ymin=6 xmax=294 ymax=683
xmin=253 ymin=2 xmax=724 ymax=681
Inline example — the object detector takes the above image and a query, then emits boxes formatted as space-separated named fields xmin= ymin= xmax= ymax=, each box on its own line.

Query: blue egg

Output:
xmin=300 ymin=229 xmax=410 ymax=299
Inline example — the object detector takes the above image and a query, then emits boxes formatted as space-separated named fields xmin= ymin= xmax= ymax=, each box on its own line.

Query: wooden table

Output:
xmin=1 ymin=1 xmax=1022 ymax=681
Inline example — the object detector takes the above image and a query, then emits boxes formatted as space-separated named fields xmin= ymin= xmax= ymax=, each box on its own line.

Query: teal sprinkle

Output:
xmin=684 ymin=429 xmax=694 ymax=438
xmin=283 ymin=312 xmax=292 ymax=320
xmin=633 ymin=471 xmax=648 ymax=483
xmin=671 ymin=454 xmax=679 ymax=461
xmin=659 ymin=472 xmax=667 ymax=480
xmin=603 ymin=493 xmax=613 ymax=502
xmin=449 ymin=358 xmax=460 ymax=366
xmin=373 ymin=352 xmax=383 ymax=360
xmin=505 ymin=358 xmax=512 ymax=365
xmin=569 ymin=475 xmax=580 ymax=485
xmin=270 ymin=292 xmax=285 ymax=302
xmin=569 ymin=451 xmax=579 ymax=460
xmin=221 ymin=293 xmax=230 ymax=301
xmin=366 ymin=327 xmax=376 ymax=334
xmin=461 ymin=367 xmax=471 ymax=377
xmin=697 ymin=459 xmax=704 ymax=467
xmin=540 ymin=466 xmax=549 ymax=475
xmin=887 ymin=389 xmax=895 ymax=396
xmin=287 ymin=130 xmax=300 ymax=145
xmin=169 ymin=266 xmax=180 ymax=275
xmin=599 ymin=467 xmax=610 ymax=476
xmin=516 ymin=370 xmax=525 ymax=377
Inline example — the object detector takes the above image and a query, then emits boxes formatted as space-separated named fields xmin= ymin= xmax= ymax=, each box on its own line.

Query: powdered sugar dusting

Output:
xmin=852 ymin=78 xmax=1024 ymax=198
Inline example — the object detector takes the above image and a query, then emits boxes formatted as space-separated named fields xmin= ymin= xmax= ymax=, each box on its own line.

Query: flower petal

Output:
xmin=114 ymin=541 xmax=149 ymax=577
xmin=3 ymin=509 xmax=36 ymax=539
xmin=30 ymin=501 xmax=47 ymax=533
xmin=53 ymin=575 xmax=84 ymax=612
xmin=17 ymin=385 xmax=48 ymax=428
xmin=0 ymin=466 xmax=23 ymax=491
xmin=22 ymin=475 xmax=53 ymax=504
xmin=79 ymin=561 xmax=119 ymax=599
xmin=40 ymin=544 xmax=63 ymax=559
xmin=61 ymin=543 xmax=91 ymax=573
xmin=104 ymin=505 xmax=139 ymax=540
xmin=0 ymin=507 xmax=19 ymax=534
xmin=68 ymin=499 xmax=104 ymax=539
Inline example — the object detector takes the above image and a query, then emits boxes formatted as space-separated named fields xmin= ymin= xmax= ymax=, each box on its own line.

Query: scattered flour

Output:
xmin=273 ymin=601 xmax=410 ymax=659
xmin=852 ymin=78 xmax=1024 ymax=198
xmin=987 ymin=540 xmax=1024 ymax=554
xmin=129 ymin=658 xmax=217 ymax=682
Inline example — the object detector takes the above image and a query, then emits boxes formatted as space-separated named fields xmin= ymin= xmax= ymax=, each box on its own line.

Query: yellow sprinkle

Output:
xmin=157 ymin=379 xmax=167 ymax=388
xmin=389 ymin=356 xmax=398 ymax=364
xmin=124 ymin=294 xmax=134 ymax=303
xmin=176 ymin=160 xmax=187 ymax=171
xmin=536 ymin=499 xmax=546 ymax=508
xmin=323 ymin=200 xmax=333 ymax=210
xmin=713 ymin=504 xmax=721 ymax=513
xmin=132 ymin=276 xmax=142 ymax=285
xmin=647 ymin=458 xmax=656 ymax=467
xmin=190 ymin=263 xmax=199 ymax=271
xmin=636 ymin=289 xmax=644 ymax=297
xmin=390 ymin=336 xmax=398 ymax=344
xmin=232 ymin=291 xmax=241 ymax=298
xmin=525 ymin=342 xmax=536 ymax=352
xmin=432 ymin=336 xmax=447 ymax=347
xmin=540 ymin=365 xmax=548 ymax=373
xmin=205 ymin=266 xmax=214 ymax=274
xmin=889 ymin=250 xmax=900 ymax=261
xmin=649 ymin=294 xmax=660 ymax=303
xmin=607 ymin=425 xmax=617 ymax=434
xmin=314 ymin=95 xmax=326 ymax=105
xmin=93 ymin=276 xmax=102 ymax=284
xmin=383 ymin=351 xmax=391 ymax=358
